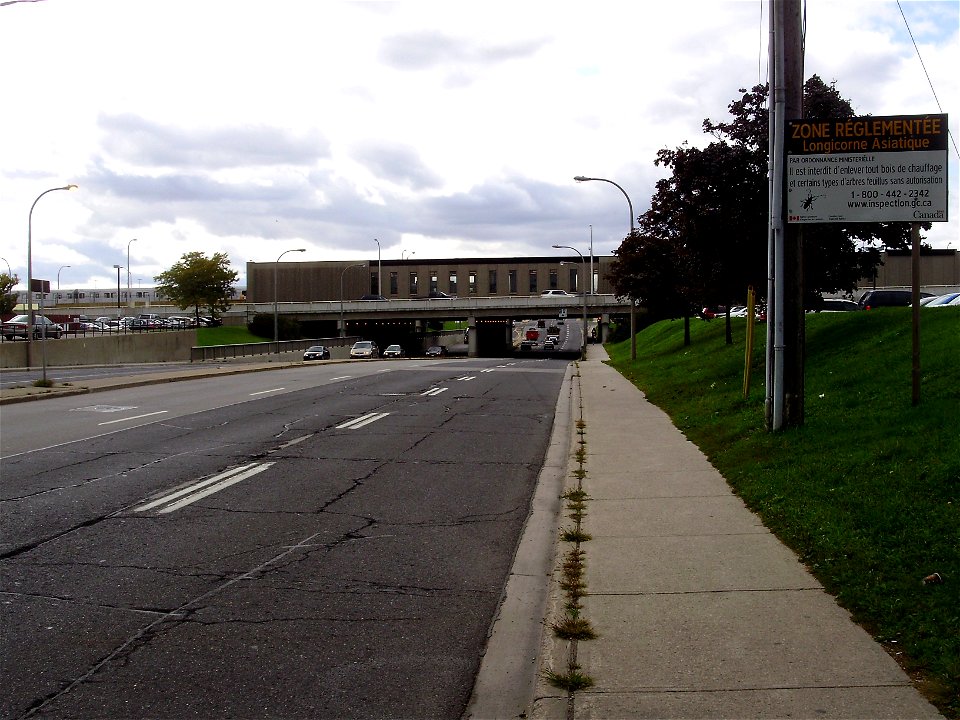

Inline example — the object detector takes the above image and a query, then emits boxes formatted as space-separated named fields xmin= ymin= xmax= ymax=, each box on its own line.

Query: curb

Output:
xmin=464 ymin=363 xmax=576 ymax=719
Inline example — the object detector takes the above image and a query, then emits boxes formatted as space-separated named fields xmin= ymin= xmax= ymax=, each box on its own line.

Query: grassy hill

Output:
xmin=605 ymin=307 xmax=959 ymax=716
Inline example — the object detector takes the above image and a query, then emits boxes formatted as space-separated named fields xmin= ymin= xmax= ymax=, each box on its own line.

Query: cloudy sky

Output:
xmin=1 ymin=0 xmax=957 ymax=293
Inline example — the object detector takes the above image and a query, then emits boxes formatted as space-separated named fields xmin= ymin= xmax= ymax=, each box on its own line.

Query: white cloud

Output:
xmin=1 ymin=0 xmax=956 ymax=292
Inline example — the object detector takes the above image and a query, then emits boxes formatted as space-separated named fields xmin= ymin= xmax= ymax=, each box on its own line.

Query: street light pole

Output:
xmin=374 ymin=238 xmax=382 ymax=297
xmin=113 ymin=265 xmax=123 ymax=314
xmin=127 ymin=238 xmax=137 ymax=308
xmin=574 ymin=175 xmax=636 ymax=358
xmin=554 ymin=245 xmax=587 ymax=359
xmin=57 ymin=265 xmax=70 ymax=305
xmin=274 ymin=248 xmax=306 ymax=355
xmin=27 ymin=184 xmax=77 ymax=368
xmin=339 ymin=263 xmax=365 ymax=337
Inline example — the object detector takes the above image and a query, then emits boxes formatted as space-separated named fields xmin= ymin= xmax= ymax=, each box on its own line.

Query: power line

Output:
xmin=897 ymin=0 xmax=959 ymax=159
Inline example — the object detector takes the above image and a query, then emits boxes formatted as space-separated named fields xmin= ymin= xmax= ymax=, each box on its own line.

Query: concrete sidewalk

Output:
xmin=528 ymin=346 xmax=942 ymax=719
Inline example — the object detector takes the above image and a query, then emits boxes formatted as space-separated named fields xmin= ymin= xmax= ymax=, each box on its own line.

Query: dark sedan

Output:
xmin=425 ymin=345 xmax=447 ymax=357
xmin=303 ymin=345 xmax=331 ymax=361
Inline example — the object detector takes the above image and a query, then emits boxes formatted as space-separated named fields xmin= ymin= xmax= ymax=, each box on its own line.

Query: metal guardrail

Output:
xmin=190 ymin=337 xmax=361 ymax=362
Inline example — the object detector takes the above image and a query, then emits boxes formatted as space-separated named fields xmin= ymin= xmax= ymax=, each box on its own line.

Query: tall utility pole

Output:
xmin=766 ymin=0 xmax=805 ymax=431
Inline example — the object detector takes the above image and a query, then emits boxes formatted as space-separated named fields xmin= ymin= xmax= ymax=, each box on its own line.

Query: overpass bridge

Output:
xmin=227 ymin=294 xmax=631 ymax=357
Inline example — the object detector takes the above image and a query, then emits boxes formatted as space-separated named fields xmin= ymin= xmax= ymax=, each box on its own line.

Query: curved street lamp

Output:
xmin=573 ymin=175 xmax=636 ymax=358
xmin=554 ymin=245 xmax=588 ymax=359
xmin=57 ymin=265 xmax=71 ymax=305
xmin=274 ymin=248 xmax=306 ymax=354
xmin=27 ymin=183 xmax=78 ymax=370
xmin=339 ymin=263 xmax=365 ymax=337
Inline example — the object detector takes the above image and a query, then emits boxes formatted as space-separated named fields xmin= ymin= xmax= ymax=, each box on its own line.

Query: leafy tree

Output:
xmin=1 ymin=272 xmax=20 ymax=315
xmin=154 ymin=251 xmax=238 ymax=321
xmin=701 ymin=76 xmax=922 ymax=299
xmin=610 ymin=75 xmax=925 ymax=341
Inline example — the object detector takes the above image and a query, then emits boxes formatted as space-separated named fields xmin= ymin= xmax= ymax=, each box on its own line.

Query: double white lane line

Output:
xmin=134 ymin=462 xmax=275 ymax=515
xmin=336 ymin=412 xmax=391 ymax=430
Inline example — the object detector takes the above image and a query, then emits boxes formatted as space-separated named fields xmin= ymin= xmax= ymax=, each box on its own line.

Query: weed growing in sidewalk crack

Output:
xmin=544 ymin=664 xmax=595 ymax=692
xmin=544 ymin=361 xmax=597 ymax=690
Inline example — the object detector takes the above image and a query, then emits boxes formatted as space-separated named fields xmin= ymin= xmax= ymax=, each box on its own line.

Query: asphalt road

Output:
xmin=0 ymin=357 xmax=569 ymax=719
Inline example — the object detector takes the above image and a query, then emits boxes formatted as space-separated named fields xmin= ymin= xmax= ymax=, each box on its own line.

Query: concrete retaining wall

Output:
xmin=0 ymin=331 xmax=197 ymax=369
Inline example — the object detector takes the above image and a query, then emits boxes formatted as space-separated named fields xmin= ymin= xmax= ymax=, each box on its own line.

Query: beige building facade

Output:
xmin=246 ymin=256 xmax=617 ymax=304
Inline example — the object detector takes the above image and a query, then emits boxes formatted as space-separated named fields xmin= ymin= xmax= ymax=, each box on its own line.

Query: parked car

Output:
xmin=924 ymin=292 xmax=960 ymax=307
xmin=858 ymin=289 xmax=932 ymax=309
xmin=349 ymin=340 xmax=379 ymax=359
xmin=1 ymin=314 xmax=63 ymax=340
xmin=382 ymin=344 xmax=405 ymax=358
xmin=424 ymin=345 xmax=447 ymax=357
xmin=303 ymin=345 xmax=331 ymax=361
xmin=359 ymin=294 xmax=388 ymax=301
xmin=540 ymin=289 xmax=573 ymax=297
xmin=427 ymin=290 xmax=455 ymax=299
xmin=809 ymin=298 xmax=859 ymax=312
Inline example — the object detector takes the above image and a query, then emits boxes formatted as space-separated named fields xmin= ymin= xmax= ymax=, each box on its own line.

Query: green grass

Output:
xmin=196 ymin=326 xmax=268 ymax=346
xmin=605 ymin=307 xmax=959 ymax=715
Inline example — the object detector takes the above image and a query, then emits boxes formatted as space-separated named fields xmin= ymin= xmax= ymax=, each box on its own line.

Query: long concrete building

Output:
xmin=246 ymin=255 xmax=617 ymax=304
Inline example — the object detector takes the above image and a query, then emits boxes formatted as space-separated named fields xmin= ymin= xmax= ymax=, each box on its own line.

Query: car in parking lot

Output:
xmin=924 ymin=292 xmax=960 ymax=307
xmin=1 ymin=314 xmax=63 ymax=340
xmin=424 ymin=345 xmax=447 ymax=357
xmin=540 ymin=289 xmax=573 ymax=297
xmin=382 ymin=344 xmax=405 ymax=358
xmin=349 ymin=340 xmax=379 ymax=359
xmin=808 ymin=298 xmax=859 ymax=312
xmin=303 ymin=345 xmax=331 ymax=361
xmin=359 ymin=294 xmax=388 ymax=301
xmin=858 ymin=289 xmax=932 ymax=309
xmin=427 ymin=290 xmax=456 ymax=299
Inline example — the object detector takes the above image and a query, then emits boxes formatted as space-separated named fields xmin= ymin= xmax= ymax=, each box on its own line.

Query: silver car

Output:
xmin=349 ymin=340 xmax=379 ymax=359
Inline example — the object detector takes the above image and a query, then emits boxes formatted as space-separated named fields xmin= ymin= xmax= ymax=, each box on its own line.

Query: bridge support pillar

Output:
xmin=468 ymin=316 xmax=478 ymax=358
xmin=600 ymin=313 xmax=611 ymax=344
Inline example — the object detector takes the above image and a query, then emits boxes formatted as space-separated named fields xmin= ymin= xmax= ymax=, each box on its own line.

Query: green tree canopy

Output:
xmin=610 ymin=76 xmax=926 ymax=322
xmin=154 ymin=251 xmax=238 ymax=319
xmin=1 ymin=272 xmax=20 ymax=315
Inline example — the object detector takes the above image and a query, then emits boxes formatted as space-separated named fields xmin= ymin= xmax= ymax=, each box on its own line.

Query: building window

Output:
xmin=488 ymin=269 xmax=498 ymax=294
xmin=569 ymin=267 xmax=579 ymax=292
xmin=429 ymin=272 xmax=439 ymax=294
xmin=528 ymin=269 xmax=537 ymax=293
xmin=508 ymin=270 xmax=517 ymax=294
xmin=469 ymin=271 xmax=477 ymax=294
xmin=390 ymin=272 xmax=398 ymax=295
xmin=409 ymin=272 xmax=419 ymax=295
xmin=449 ymin=271 xmax=457 ymax=295
xmin=549 ymin=269 xmax=558 ymax=290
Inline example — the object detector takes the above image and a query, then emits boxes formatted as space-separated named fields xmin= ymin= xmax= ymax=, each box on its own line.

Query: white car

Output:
xmin=540 ymin=289 xmax=574 ymax=297
xmin=349 ymin=340 xmax=379 ymax=359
